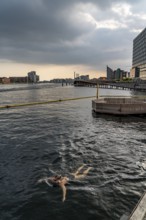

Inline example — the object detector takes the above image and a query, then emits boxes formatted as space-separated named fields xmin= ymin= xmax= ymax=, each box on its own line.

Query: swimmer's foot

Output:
xmin=83 ymin=167 xmax=92 ymax=175
xmin=71 ymin=164 xmax=85 ymax=177
xmin=71 ymin=166 xmax=92 ymax=179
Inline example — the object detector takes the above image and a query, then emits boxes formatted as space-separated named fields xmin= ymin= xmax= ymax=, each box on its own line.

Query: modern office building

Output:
xmin=107 ymin=66 xmax=129 ymax=80
xmin=107 ymin=66 xmax=115 ymax=80
xmin=132 ymin=27 xmax=146 ymax=79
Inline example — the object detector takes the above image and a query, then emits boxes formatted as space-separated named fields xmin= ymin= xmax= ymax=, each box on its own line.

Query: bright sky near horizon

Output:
xmin=0 ymin=0 xmax=145 ymax=80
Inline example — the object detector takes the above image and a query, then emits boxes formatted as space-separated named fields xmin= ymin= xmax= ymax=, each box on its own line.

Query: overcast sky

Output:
xmin=0 ymin=0 xmax=145 ymax=80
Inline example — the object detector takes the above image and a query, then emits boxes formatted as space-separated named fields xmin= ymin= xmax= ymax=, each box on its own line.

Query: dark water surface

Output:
xmin=0 ymin=83 xmax=146 ymax=220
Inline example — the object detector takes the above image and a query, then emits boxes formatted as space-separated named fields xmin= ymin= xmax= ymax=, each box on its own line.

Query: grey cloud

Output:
xmin=0 ymin=0 xmax=145 ymax=71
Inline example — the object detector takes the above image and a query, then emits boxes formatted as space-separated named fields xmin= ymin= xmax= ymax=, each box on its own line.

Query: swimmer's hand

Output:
xmin=37 ymin=178 xmax=52 ymax=186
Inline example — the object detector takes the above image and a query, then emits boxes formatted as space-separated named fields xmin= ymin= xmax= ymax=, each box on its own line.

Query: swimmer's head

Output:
xmin=54 ymin=175 xmax=62 ymax=180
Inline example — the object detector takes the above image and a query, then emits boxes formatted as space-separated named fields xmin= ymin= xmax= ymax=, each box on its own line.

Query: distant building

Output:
xmin=80 ymin=75 xmax=89 ymax=80
xmin=9 ymin=77 xmax=28 ymax=83
xmin=107 ymin=66 xmax=115 ymax=80
xmin=0 ymin=77 xmax=11 ymax=84
xmin=74 ymin=73 xmax=79 ymax=79
xmin=49 ymin=78 xmax=73 ymax=84
xmin=115 ymin=68 xmax=121 ymax=80
xmin=132 ymin=27 xmax=146 ymax=79
xmin=75 ymin=75 xmax=89 ymax=81
xmin=0 ymin=72 xmax=39 ymax=84
xmin=130 ymin=67 xmax=140 ymax=78
xmin=107 ymin=66 xmax=129 ymax=80
xmin=27 ymin=71 xmax=39 ymax=83
xmin=98 ymin=77 xmax=107 ymax=81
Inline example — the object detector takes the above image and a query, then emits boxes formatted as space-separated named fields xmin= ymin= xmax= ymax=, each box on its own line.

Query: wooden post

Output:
xmin=96 ymin=83 xmax=99 ymax=99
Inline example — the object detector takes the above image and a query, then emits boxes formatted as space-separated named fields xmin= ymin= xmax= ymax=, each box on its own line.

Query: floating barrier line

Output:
xmin=0 ymin=96 xmax=96 ymax=109
xmin=1 ymin=95 xmax=146 ymax=110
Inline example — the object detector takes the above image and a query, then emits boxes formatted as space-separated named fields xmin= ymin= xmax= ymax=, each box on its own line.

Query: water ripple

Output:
xmin=0 ymin=85 xmax=146 ymax=220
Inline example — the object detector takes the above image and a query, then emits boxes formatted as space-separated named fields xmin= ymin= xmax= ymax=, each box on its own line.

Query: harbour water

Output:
xmin=0 ymin=83 xmax=146 ymax=220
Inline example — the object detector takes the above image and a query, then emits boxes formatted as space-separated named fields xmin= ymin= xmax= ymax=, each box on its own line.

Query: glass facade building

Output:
xmin=132 ymin=28 xmax=146 ymax=79
xmin=107 ymin=66 xmax=114 ymax=80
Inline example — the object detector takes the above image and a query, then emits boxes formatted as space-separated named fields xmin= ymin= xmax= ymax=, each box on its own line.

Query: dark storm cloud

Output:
xmin=0 ymin=0 xmax=145 ymax=70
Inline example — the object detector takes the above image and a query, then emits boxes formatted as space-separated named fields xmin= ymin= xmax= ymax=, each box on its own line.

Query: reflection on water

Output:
xmin=100 ymin=88 xmax=132 ymax=97
xmin=92 ymin=110 xmax=146 ymax=123
xmin=131 ymin=90 xmax=146 ymax=97
xmin=0 ymin=84 xmax=146 ymax=220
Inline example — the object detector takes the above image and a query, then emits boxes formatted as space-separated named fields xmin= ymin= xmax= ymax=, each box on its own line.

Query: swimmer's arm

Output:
xmin=60 ymin=184 xmax=67 ymax=202
xmin=38 ymin=178 xmax=48 ymax=183
xmin=44 ymin=179 xmax=52 ymax=186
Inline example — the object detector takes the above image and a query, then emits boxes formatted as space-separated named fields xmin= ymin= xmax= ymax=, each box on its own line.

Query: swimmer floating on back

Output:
xmin=38 ymin=164 xmax=91 ymax=202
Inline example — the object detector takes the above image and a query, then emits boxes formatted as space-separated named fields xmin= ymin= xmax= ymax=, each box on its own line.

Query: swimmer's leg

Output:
xmin=82 ymin=167 xmax=92 ymax=176
xmin=71 ymin=164 xmax=85 ymax=177
xmin=73 ymin=167 xmax=92 ymax=179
